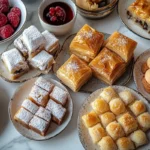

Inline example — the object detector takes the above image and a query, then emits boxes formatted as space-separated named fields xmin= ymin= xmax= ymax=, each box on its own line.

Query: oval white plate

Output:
xmin=78 ymin=86 xmax=150 ymax=150
xmin=118 ymin=0 xmax=150 ymax=40
xmin=134 ymin=49 xmax=150 ymax=102
xmin=9 ymin=76 xmax=73 ymax=141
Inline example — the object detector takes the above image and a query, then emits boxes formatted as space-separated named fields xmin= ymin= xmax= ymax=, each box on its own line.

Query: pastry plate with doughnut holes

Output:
xmin=53 ymin=33 xmax=134 ymax=93
xmin=134 ymin=49 xmax=150 ymax=102
xmin=9 ymin=76 xmax=73 ymax=140
xmin=78 ymin=86 xmax=150 ymax=150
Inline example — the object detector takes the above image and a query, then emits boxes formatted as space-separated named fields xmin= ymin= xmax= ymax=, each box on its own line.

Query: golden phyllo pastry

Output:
xmin=98 ymin=136 xmax=117 ymax=150
xmin=89 ymin=47 xmax=126 ymax=85
xmin=105 ymin=31 xmax=137 ymax=63
xmin=106 ymin=121 xmax=125 ymax=140
xmin=91 ymin=98 xmax=109 ymax=115
xmin=70 ymin=24 xmax=104 ymax=63
xmin=82 ymin=111 xmax=100 ymax=128
xmin=117 ymin=113 xmax=138 ymax=135
xmin=88 ymin=123 xmax=107 ymax=144
xmin=116 ymin=137 xmax=135 ymax=150
xmin=99 ymin=86 xmax=118 ymax=103
xmin=56 ymin=54 xmax=92 ymax=92
xmin=130 ymin=130 xmax=148 ymax=148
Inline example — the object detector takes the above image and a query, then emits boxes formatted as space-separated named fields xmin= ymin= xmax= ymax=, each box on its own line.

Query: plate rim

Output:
xmin=8 ymin=77 xmax=74 ymax=141
xmin=77 ymin=85 xmax=150 ymax=150
xmin=117 ymin=0 xmax=150 ymax=40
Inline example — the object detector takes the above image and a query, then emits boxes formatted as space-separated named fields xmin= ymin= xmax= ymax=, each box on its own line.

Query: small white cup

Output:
xmin=38 ymin=0 xmax=77 ymax=36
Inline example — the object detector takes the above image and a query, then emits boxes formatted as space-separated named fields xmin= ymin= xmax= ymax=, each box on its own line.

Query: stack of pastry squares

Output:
xmin=56 ymin=24 xmax=137 ymax=92
xmin=2 ymin=25 xmax=59 ymax=80
xmin=82 ymin=87 xmax=150 ymax=150
xmin=14 ymin=77 xmax=68 ymax=136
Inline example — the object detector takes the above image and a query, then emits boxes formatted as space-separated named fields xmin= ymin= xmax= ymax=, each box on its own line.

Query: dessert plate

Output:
xmin=118 ymin=0 xmax=150 ymax=40
xmin=9 ymin=76 xmax=73 ymax=141
xmin=77 ymin=85 xmax=150 ymax=150
xmin=134 ymin=49 xmax=150 ymax=102
xmin=0 ymin=42 xmax=60 ymax=83
xmin=53 ymin=33 xmax=134 ymax=93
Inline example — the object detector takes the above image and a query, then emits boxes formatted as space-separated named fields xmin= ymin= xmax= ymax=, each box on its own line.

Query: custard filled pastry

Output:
xmin=56 ymin=54 xmax=92 ymax=92
xmin=89 ymin=48 xmax=126 ymax=85
xmin=105 ymin=31 xmax=137 ymax=63
xmin=70 ymin=24 xmax=104 ymax=63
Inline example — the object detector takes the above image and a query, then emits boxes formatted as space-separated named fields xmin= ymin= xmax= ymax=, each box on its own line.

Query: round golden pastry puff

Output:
xmin=129 ymin=100 xmax=146 ymax=116
xmin=137 ymin=112 xmax=150 ymax=131
xmin=130 ymin=130 xmax=148 ymax=148
xmin=116 ymin=137 xmax=135 ymax=150
xmin=99 ymin=112 xmax=116 ymax=128
xmin=88 ymin=123 xmax=107 ymax=144
xmin=109 ymin=98 xmax=126 ymax=116
xmin=91 ymin=98 xmax=109 ymax=115
xmin=117 ymin=112 xmax=138 ymax=135
xmin=98 ymin=136 xmax=117 ymax=150
xmin=119 ymin=90 xmax=135 ymax=106
xmin=99 ymin=86 xmax=118 ymax=103
xmin=106 ymin=121 xmax=125 ymax=140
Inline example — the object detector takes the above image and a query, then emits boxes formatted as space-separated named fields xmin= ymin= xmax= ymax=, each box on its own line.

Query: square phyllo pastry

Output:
xmin=70 ymin=24 xmax=104 ymax=63
xmin=89 ymin=48 xmax=126 ymax=85
xmin=57 ymin=54 xmax=92 ymax=92
xmin=105 ymin=31 xmax=137 ymax=63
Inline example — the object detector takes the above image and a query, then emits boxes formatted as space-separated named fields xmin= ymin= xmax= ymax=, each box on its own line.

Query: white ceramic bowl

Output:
xmin=38 ymin=0 xmax=77 ymax=36
xmin=0 ymin=0 xmax=27 ymax=44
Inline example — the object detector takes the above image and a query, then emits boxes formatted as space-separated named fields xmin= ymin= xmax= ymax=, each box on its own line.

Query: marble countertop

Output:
xmin=0 ymin=0 xmax=150 ymax=150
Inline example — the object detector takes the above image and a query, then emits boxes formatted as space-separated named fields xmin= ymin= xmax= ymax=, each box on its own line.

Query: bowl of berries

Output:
xmin=38 ymin=0 xmax=77 ymax=36
xmin=0 ymin=0 xmax=26 ymax=44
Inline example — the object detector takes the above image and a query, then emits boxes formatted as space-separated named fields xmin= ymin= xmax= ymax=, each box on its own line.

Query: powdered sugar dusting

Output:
xmin=29 ymin=116 xmax=48 ymax=132
xmin=46 ymin=100 xmax=66 ymax=120
xmin=66 ymin=61 xmax=80 ymax=72
xmin=35 ymin=107 xmax=51 ymax=122
xmin=116 ymin=35 xmax=128 ymax=46
xmin=15 ymin=108 xmax=33 ymax=124
xmin=21 ymin=99 xmax=39 ymax=114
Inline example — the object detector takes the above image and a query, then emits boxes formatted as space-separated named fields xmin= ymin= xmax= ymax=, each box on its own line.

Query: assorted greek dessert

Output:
xmin=127 ymin=0 xmax=150 ymax=34
xmin=1 ymin=25 xmax=59 ymax=80
xmin=56 ymin=24 xmax=137 ymax=92
xmin=14 ymin=77 xmax=68 ymax=136
xmin=81 ymin=86 xmax=150 ymax=150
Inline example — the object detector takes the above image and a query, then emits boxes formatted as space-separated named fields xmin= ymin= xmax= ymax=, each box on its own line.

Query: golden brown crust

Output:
xmin=142 ymin=77 xmax=150 ymax=93
xmin=141 ymin=62 xmax=149 ymax=74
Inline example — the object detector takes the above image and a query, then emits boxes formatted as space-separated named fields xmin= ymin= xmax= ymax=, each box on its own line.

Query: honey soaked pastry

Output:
xmin=117 ymin=113 xmax=138 ymax=135
xmin=100 ymin=112 xmax=116 ymax=128
xmin=88 ymin=123 xmax=107 ymax=144
xmin=105 ymin=31 xmax=137 ymax=63
xmin=127 ymin=0 xmax=150 ymax=33
xmin=70 ymin=24 xmax=104 ymax=63
xmin=130 ymin=130 xmax=148 ymax=148
xmin=89 ymin=48 xmax=126 ymax=85
xmin=129 ymin=100 xmax=146 ymax=116
xmin=141 ymin=62 xmax=149 ymax=74
xmin=91 ymin=98 xmax=109 ymax=115
xmin=137 ymin=112 xmax=150 ymax=131
xmin=106 ymin=121 xmax=125 ymax=140
xmin=109 ymin=98 xmax=126 ymax=116
xmin=99 ymin=86 xmax=118 ymax=103
xmin=98 ymin=136 xmax=117 ymax=150
xmin=119 ymin=90 xmax=135 ymax=106
xmin=82 ymin=111 xmax=100 ymax=128
xmin=116 ymin=137 xmax=135 ymax=150
xmin=57 ymin=54 xmax=92 ymax=92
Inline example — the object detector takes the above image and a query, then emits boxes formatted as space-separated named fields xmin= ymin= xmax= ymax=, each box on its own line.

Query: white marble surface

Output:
xmin=0 ymin=0 xmax=150 ymax=150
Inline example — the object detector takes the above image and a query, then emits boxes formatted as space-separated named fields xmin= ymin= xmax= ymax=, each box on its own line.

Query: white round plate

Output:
xmin=78 ymin=86 xmax=150 ymax=150
xmin=134 ymin=49 xmax=150 ymax=102
xmin=118 ymin=0 xmax=150 ymax=40
xmin=9 ymin=76 xmax=73 ymax=141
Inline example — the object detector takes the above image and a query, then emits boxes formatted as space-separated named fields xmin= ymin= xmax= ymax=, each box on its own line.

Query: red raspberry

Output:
xmin=0 ymin=24 xmax=14 ymax=39
xmin=49 ymin=7 xmax=55 ymax=16
xmin=10 ymin=7 xmax=21 ymax=17
xmin=0 ymin=3 xmax=9 ymax=13
xmin=7 ymin=12 xmax=20 ymax=28
xmin=0 ymin=13 xmax=7 ymax=27
xmin=0 ymin=0 xmax=9 ymax=5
